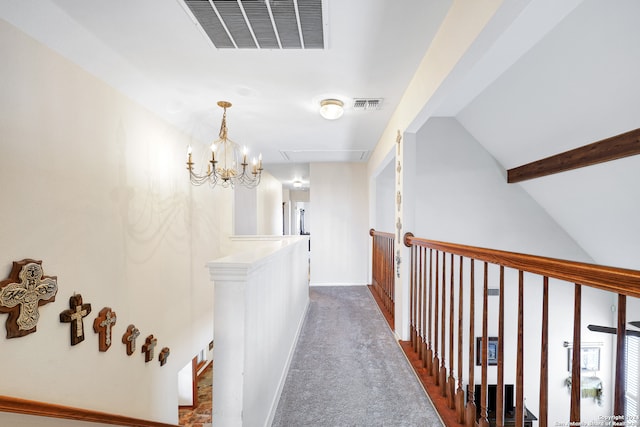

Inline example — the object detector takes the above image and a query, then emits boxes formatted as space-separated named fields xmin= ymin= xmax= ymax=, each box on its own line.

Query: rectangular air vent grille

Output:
xmin=353 ymin=98 xmax=383 ymax=110
xmin=183 ymin=0 xmax=324 ymax=49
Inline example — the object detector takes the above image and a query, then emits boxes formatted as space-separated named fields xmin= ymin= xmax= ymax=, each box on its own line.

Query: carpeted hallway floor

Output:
xmin=272 ymin=286 xmax=443 ymax=427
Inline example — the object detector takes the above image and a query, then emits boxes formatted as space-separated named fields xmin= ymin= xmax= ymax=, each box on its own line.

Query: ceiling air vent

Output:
xmin=353 ymin=98 xmax=383 ymax=111
xmin=183 ymin=0 xmax=324 ymax=49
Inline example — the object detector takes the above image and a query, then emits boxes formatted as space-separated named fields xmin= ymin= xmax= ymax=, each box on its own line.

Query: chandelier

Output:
xmin=187 ymin=101 xmax=262 ymax=189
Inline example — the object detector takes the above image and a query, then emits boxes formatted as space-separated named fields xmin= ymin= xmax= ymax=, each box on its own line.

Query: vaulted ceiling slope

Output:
xmin=447 ymin=0 xmax=640 ymax=269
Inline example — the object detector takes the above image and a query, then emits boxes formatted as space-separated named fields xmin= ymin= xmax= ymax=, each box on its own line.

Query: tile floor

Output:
xmin=178 ymin=363 xmax=212 ymax=427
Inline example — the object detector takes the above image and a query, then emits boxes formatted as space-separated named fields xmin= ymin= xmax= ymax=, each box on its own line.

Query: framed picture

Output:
xmin=567 ymin=347 xmax=600 ymax=372
xmin=476 ymin=337 xmax=498 ymax=366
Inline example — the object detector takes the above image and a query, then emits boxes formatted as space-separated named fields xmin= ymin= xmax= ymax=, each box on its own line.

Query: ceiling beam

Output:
xmin=507 ymin=128 xmax=640 ymax=183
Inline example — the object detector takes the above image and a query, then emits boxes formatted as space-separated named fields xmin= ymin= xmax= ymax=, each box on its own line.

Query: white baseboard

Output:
xmin=309 ymin=282 xmax=367 ymax=287
xmin=264 ymin=298 xmax=310 ymax=427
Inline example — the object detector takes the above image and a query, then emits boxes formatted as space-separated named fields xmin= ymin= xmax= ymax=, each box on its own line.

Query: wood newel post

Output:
xmin=570 ymin=284 xmax=581 ymax=424
xmin=466 ymin=259 xmax=476 ymax=427
xmin=410 ymin=244 xmax=416 ymax=350
xmin=479 ymin=262 xmax=490 ymax=427
xmin=516 ymin=271 xmax=524 ymax=427
xmin=539 ymin=277 xmax=549 ymax=427
xmin=614 ymin=294 xmax=626 ymax=417
xmin=456 ymin=255 xmax=465 ymax=423
xmin=496 ymin=266 xmax=505 ymax=427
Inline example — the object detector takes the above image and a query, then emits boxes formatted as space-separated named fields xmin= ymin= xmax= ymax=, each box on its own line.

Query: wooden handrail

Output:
xmin=404 ymin=235 xmax=640 ymax=298
xmin=0 ymin=395 xmax=179 ymax=427
xmin=394 ymin=231 xmax=640 ymax=427
xmin=370 ymin=229 xmax=395 ymax=239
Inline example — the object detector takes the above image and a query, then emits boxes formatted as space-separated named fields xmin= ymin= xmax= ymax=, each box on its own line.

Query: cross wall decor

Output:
xmin=0 ymin=259 xmax=58 ymax=338
xmin=1 ymin=258 xmax=171 ymax=367
xmin=122 ymin=324 xmax=141 ymax=356
xmin=93 ymin=307 xmax=117 ymax=352
xmin=60 ymin=294 xmax=92 ymax=346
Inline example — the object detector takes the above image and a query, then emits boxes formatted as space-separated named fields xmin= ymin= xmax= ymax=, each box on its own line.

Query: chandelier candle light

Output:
xmin=187 ymin=101 xmax=263 ymax=189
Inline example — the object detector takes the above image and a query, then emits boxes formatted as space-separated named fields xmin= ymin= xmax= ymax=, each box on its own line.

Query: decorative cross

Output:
xmin=0 ymin=259 xmax=58 ymax=339
xmin=396 ymin=249 xmax=402 ymax=278
xmin=396 ymin=191 xmax=402 ymax=212
xmin=122 ymin=324 xmax=141 ymax=356
xmin=142 ymin=335 xmax=158 ymax=363
xmin=93 ymin=307 xmax=117 ymax=352
xmin=60 ymin=294 xmax=92 ymax=345
xmin=396 ymin=217 xmax=402 ymax=242
xmin=396 ymin=129 xmax=402 ymax=155
xmin=159 ymin=347 xmax=170 ymax=367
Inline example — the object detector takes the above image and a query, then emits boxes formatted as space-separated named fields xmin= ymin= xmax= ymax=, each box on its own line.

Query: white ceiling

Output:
xmin=4 ymin=0 xmax=639 ymax=268
xmin=451 ymin=0 xmax=640 ymax=269
xmin=0 ymin=0 xmax=451 ymax=188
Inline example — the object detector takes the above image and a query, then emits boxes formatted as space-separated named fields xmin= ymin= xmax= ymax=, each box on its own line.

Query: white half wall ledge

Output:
xmin=208 ymin=235 xmax=310 ymax=427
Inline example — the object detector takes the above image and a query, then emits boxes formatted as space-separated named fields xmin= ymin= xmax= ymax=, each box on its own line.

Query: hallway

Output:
xmin=272 ymin=286 xmax=443 ymax=426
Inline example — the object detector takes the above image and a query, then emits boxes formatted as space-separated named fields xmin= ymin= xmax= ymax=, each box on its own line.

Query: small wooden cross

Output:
xmin=142 ymin=334 xmax=157 ymax=363
xmin=93 ymin=307 xmax=117 ymax=352
xmin=60 ymin=294 xmax=92 ymax=346
xmin=122 ymin=324 xmax=141 ymax=356
xmin=159 ymin=347 xmax=170 ymax=367
xmin=0 ymin=259 xmax=58 ymax=338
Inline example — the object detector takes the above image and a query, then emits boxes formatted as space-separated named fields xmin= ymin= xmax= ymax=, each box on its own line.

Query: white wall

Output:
xmin=310 ymin=163 xmax=368 ymax=286
xmin=256 ymin=171 xmax=283 ymax=235
xmin=412 ymin=117 xmax=615 ymax=422
xmin=234 ymin=186 xmax=258 ymax=235
xmin=0 ymin=20 xmax=226 ymax=424
xmin=234 ymin=171 xmax=282 ymax=236
xmin=375 ymin=159 xmax=395 ymax=233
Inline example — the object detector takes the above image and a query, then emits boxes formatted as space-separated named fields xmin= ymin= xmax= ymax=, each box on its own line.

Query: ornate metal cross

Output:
xmin=0 ymin=259 xmax=58 ymax=338
xmin=159 ymin=347 xmax=170 ymax=366
xmin=122 ymin=324 xmax=141 ymax=356
xmin=93 ymin=307 xmax=117 ymax=352
xmin=142 ymin=334 xmax=158 ymax=363
xmin=60 ymin=294 xmax=92 ymax=345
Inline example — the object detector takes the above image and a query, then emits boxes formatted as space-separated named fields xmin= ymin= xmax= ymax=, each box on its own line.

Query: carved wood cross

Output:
xmin=93 ymin=307 xmax=117 ymax=352
xmin=122 ymin=324 xmax=141 ymax=356
xmin=60 ymin=294 xmax=92 ymax=345
xmin=0 ymin=259 xmax=58 ymax=338
xmin=159 ymin=347 xmax=170 ymax=366
xmin=142 ymin=335 xmax=157 ymax=363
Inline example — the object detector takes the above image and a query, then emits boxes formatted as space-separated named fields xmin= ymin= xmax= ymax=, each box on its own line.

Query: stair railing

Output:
xmin=369 ymin=229 xmax=395 ymax=327
xmin=399 ymin=232 xmax=640 ymax=427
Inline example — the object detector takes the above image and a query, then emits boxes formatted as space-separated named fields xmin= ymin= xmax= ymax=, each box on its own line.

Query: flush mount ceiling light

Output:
xmin=293 ymin=180 xmax=302 ymax=188
xmin=319 ymin=99 xmax=344 ymax=120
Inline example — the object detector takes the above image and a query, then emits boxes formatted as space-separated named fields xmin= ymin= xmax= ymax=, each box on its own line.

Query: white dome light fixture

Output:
xmin=319 ymin=98 xmax=344 ymax=120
